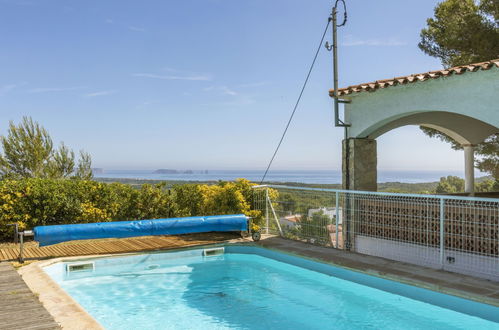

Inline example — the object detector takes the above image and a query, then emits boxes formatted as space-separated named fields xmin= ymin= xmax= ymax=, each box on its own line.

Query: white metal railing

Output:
xmin=253 ymin=185 xmax=499 ymax=281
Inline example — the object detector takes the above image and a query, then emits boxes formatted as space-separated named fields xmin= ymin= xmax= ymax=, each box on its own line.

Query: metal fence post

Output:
xmin=265 ymin=188 xmax=269 ymax=234
xmin=335 ymin=191 xmax=339 ymax=249
xmin=439 ymin=198 xmax=445 ymax=267
xmin=19 ymin=232 xmax=24 ymax=263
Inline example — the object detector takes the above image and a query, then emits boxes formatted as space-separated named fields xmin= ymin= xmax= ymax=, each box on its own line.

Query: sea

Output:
xmin=93 ymin=170 xmax=467 ymax=184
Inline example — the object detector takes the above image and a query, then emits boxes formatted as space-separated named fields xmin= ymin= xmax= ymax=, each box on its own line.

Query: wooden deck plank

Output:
xmin=92 ymin=240 xmax=117 ymax=250
xmin=0 ymin=316 xmax=59 ymax=329
xmin=59 ymin=244 xmax=81 ymax=256
xmin=112 ymin=240 xmax=138 ymax=251
xmin=0 ymin=232 xmax=239 ymax=261
xmin=130 ymin=238 xmax=158 ymax=249
xmin=129 ymin=238 xmax=153 ymax=247
xmin=65 ymin=244 xmax=94 ymax=255
xmin=44 ymin=245 xmax=65 ymax=257
xmin=145 ymin=237 xmax=169 ymax=247
xmin=40 ymin=247 xmax=58 ymax=257
xmin=82 ymin=244 xmax=105 ymax=254
xmin=97 ymin=243 xmax=120 ymax=254
xmin=2 ymin=248 xmax=13 ymax=260
xmin=120 ymin=241 xmax=143 ymax=252
xmin=149 ymin=236 xmax=175 ymax=247
xmin=118 ymin=240 xmax=143 ymax=250
xmin=140 ymin=238 xmax=164 ymax=249
xmin=42 ymin=245 xmax=64 ymax=257
xmin=0 ymin=249 xmax=10 ymax=260
xmin=24 ymin=247 xmax=44 ymax=258
xmin=126 ymin=239 xmax=151 ymax=250
xmin=0 ymin=263 xmax=60 ymax=329
xmin=22 ymin=247 xmax=39 ymax=258
xmin=91 ymin=241 xmax=119 ymax=253
xmin=6 ymin=248 xmax=18 ymax=260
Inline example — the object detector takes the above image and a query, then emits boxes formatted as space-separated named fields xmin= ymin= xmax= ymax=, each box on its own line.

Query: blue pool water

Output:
xmin=44 ymin=247 xmax=499 ymax=330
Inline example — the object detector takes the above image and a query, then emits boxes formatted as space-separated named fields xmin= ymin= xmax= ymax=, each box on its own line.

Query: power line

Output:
xmin=260 ymin=19 xmax=331 ymax=184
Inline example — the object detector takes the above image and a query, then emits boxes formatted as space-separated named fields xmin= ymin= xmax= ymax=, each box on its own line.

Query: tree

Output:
xmin=475 ymin=179 xmax=498 ymax=192
xmin=418 ymin=0 xmax=499 ymax=67
xmin=473 ymin=135 xmax=499 ymax=179
xmin=74 ymin=151 xmax=93 ymax=180
xmin=0 ymin=117 xmax=53 ymax=178
xmin=0 ymin=117 xmax=93 ymax=179
xmin=50 ymin=143 xmax=75 ymax=178
xmin=435 ymin=175 xmax=497 ymax=193
xmin=420 ymin=127 xmax=499 ymax=181
xmin=418 ymin=0 xmax=499 ymax=184
xmin=435 ymin=176 xmax=465 ymax=193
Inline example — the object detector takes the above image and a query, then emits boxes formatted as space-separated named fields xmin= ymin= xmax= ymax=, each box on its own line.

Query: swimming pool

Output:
xmin=44 ymin=245 xmax=499 ymax=329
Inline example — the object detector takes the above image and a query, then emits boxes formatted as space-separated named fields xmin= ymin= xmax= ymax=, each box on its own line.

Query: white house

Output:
xmin=308 ymin=207 xmax=342 ymax=224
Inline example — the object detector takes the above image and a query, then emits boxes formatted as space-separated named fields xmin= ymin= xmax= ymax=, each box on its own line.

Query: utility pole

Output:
xmin=326 ymin=0 xmax=349 ymax=129
xmin=325 ymin=0 xmax=351 ymax=188
xmin=326 ymin=1 xmax=353 ymax=250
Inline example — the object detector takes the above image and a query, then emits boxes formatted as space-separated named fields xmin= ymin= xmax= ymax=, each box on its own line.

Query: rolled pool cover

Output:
xmin=34 ymin=214 xmax=248 ymax=246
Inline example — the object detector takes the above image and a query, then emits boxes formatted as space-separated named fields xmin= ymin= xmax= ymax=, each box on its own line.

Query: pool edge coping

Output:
xmin=19 ymin=257 xmax=104 ymax=330
xmin=18 ymin=239 xmax=499 ymax=329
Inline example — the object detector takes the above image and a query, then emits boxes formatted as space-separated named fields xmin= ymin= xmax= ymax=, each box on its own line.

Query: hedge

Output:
xmin=0 ymin=178 xmax=266 ymax=241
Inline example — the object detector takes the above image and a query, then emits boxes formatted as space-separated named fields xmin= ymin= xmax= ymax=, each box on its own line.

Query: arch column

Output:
xmin=463 ymin=144 xmax=475 ymax=195
xmin=342 ymin=138 xmax=377 ymax=191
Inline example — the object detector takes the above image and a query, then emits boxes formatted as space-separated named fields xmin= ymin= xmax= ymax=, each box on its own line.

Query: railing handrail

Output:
xmin=253 ymin=184 xmax=499 ymax=203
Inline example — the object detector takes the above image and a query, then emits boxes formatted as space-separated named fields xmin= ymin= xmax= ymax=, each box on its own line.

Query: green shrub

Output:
xmin=0 ymin=178 xmax=265 ymax=241
xmin=172 ymin=184 xmax=204 ymax=217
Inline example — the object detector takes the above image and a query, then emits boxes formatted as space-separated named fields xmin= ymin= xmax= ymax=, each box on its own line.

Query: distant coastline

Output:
xmin=93 ymin=176 xmax=443 ymax=193
xmin=92 ymin=169 xmax=491 ymax=194
xmin=92 ymin=169 xmax=479 ymax=184
xmin=93 ymin=173 xmax=492 ymax=194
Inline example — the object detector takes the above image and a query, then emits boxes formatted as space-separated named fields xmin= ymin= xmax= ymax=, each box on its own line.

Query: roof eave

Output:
xmin=328 ymin=59 xmax=499 ymax=98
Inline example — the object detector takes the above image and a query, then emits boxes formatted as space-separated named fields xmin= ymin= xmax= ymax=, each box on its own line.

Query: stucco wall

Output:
xmin=344 ymin=67 xmax=499 ymax=141
xmin=355 ymin=235 xmax=499 ymax=282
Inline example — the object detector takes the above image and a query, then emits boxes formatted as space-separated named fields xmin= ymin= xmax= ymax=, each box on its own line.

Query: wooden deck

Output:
xmin=0 ymin=262 xmax=60 ymax=329
xmin=0 ymin=232 xmax=240 ymax=262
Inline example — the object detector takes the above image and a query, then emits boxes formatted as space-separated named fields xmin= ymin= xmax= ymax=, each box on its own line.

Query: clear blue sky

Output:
xmin=0 ymin=0 xmax=467 ymax=172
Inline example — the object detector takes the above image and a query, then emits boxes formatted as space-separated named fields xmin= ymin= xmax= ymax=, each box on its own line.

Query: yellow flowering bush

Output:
xmin=0 ymin=177 xmax=270 ymax=241
xmin=79 ymin=202 xmax=110 ymax=223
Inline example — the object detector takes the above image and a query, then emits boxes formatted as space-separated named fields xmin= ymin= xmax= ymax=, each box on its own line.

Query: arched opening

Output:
xmin=377 ymin=126 xmax=474 ymax=193
xmin=344 ymin=111 xmax=499 ymax=194
xmin=359 ymin=111 xmax=498 ymax=146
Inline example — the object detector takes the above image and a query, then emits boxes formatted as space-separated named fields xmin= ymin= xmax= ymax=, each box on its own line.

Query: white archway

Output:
xmin=331 ymin=60 xmax=499 ymax=193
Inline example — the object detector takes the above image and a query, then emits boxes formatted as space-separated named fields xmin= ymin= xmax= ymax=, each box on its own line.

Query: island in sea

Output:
xmin=153 ymin=169 xmax=200 ymax=174
xmin=153 ymin=169 xmax=178 ymax=174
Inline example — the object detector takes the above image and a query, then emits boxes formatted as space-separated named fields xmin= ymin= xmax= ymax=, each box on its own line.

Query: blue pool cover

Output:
xmin=34 ymin=214 xmax=248 ymax=246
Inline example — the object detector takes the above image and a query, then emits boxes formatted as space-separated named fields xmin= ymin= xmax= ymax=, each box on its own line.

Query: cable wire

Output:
xmin=259 ymin=19 xmax=331 ymax=184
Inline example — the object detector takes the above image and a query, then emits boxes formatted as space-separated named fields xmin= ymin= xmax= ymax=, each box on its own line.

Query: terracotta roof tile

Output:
xmin=330 ymin=59 xmax=499 ymax=97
